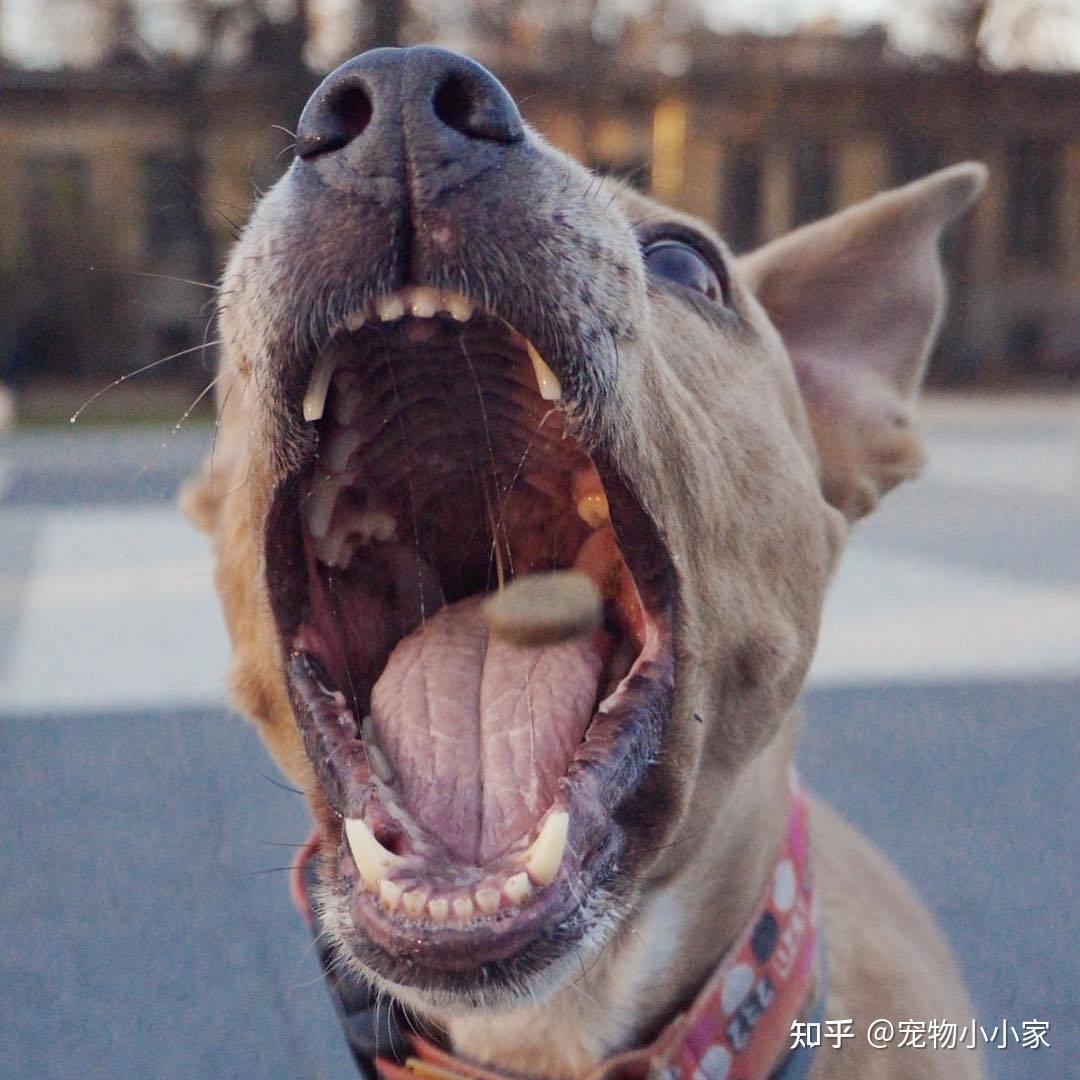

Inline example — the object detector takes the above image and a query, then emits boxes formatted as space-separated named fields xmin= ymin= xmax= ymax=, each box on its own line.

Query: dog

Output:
xmin=183 ymin=46 xmax=986 ymax=1079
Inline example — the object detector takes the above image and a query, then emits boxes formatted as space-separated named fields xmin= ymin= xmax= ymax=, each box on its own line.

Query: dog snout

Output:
xmin=296 ymin=46 xmax=523 ymax=171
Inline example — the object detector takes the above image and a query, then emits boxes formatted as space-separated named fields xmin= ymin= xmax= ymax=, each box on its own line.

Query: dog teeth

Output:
xmin=577 ymin=492 xmax=609 ymax=529
xmin=475 ymin=887 xmax=501 ymax=915
xmin=376 ymin=294 xmax=406 ymax=321
xmin=504 ymin=872 xmax=531 ymax=906
xmin=573 ymin=466 xmax=610 ymax=529
xmin=344 ymin=818 xmax=403 ymax=890
xmin=306 ymin=469 xmax=356 ymax=541
xmin=523 ymin=810 xmax=569 ymax=886
xmin=403 ymin=888 xmax=428 ymax=919
xmin=357 ymin=510 xmax=396 ymax=543
xmin=526 ymin=341 xmax=562 ymax=401
xmin=444 ymin=292 xmax=474 ymax=321
xmin=379 ymin=879 xmax=402 ymax=912
xmin=313 ymin=529 xmax=355 ymax=569
xmin=303 ymin=352 xmax=340 ymax=422
xmin=360 ymin=868 xmax=537 ymax=924
xmin=407 ymin=286 xmax=440 ymax=318
xmin=363 ymin=287 xmax=477 ymax=326
xmin=345 ymin=307 xmax=370 ymax=333
xmin=323 ymin=428 xmax=363 ymax=473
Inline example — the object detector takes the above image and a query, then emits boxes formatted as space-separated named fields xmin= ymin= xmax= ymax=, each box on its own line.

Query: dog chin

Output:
xmin=313 ymin=872 xmax=627 ymax=1012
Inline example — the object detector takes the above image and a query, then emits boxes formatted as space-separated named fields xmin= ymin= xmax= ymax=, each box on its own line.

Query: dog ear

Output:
xmin=741 ymin=162 xmax=986 ymax=519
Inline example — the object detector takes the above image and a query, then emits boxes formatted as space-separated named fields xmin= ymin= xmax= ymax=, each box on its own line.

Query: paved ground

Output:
xmin=1 ymin=397 xmax=1077 ymax=1078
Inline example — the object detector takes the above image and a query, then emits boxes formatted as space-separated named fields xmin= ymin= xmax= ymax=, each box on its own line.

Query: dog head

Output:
xmin=185 ymin=47 xmax=984 ymax=1011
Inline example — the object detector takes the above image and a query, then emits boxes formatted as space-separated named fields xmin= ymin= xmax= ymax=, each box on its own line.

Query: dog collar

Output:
xmin=371 ymin=771 xmax=820 ymax=1080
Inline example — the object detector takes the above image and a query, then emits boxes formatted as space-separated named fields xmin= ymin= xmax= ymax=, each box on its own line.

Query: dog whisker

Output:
xmin=257 ymin=771 xmax=305 ymax=796
xmin=69 ymin=338 xmax=223 ymax=424
xmin=172 ymin=371 xmax=223 ymax=436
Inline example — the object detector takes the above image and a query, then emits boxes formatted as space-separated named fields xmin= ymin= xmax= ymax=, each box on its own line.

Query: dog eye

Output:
xmin=643 ymin=241 xmax=725 ymax=302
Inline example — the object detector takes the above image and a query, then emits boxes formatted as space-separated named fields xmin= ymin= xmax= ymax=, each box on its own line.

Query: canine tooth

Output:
xmin=504 ymin=872 xmax=532 ymax=906
xmin=452 ymin=896 xmax=475 ymax=921
xmin=379 ymin=879 xmax=402 ymax=912
xmin=475 ymin=887 xmax=500 ymax=915
xmin=409 ymin=286 xmax=440 ymax=318
xmin=376 ymin=294 xmax=406 ymax=321
xmin=362 ymin=715 xmax=395 ymax=784
xmin=443 ymin=292 xmax=474 ymax=322
xmin=576 ymin=491 xmax=609 ymax=529
xmin=524 ymin=811 xmax=569 ymax=887
xmin=344 ymin=818 xmax=403 ymax=890
xmin=403 ymin=889 xmax=428 ymax=919
xmin=526 ymin=341 xmax=562 ymax=402
xmin=428 ymin=897 xmax=449 ymax=923
xmin=303 ymin=352 xmax=339 ymax=422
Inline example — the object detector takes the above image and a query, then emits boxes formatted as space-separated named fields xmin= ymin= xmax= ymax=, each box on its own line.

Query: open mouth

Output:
xmin=265 ymin=285 xmax=675 ymax=986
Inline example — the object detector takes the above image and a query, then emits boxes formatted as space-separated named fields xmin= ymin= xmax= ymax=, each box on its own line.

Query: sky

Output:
xmin=2 ymin=0 xmax=1078 ymax=71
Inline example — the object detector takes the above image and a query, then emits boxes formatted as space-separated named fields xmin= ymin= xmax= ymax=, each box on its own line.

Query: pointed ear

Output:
xmin=741 ymin=162 xmax=986 ymax=519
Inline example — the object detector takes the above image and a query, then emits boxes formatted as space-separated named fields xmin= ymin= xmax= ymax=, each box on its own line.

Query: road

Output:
xmin=1 ymin=397 xmax=1077 ymax=1078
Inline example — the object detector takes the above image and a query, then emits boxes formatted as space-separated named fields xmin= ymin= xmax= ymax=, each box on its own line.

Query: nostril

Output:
xmin=431 ymin=69 xmax=523 ymax=145
xmin=297 ymin=83 xmax=373 ymax=161
xmin=432 ymin=76 xmax=473 ymax=135
xmin=330 ymin=84 xmax=374 ymax=139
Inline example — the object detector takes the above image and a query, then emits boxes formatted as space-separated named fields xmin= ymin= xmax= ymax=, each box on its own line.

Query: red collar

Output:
xmin=376 ymin=772 xmax=818 ymax=1080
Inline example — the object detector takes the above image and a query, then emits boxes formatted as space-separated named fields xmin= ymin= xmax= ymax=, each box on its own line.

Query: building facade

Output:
xmin=0 ymin=32 xmax=1077 ymax=388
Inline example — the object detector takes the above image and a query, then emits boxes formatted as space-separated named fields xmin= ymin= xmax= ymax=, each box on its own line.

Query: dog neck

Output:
xmin=439 ymin=734 xmax=797 ymax=1078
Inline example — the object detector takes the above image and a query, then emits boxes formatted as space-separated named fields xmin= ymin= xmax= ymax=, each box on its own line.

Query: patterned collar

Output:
xmin=372 ymin=771 xmax=821 ymax=1080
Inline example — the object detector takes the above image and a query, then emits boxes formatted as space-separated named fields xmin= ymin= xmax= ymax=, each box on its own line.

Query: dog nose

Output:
xmin=296 ymin=47 xmax=523 ymax=163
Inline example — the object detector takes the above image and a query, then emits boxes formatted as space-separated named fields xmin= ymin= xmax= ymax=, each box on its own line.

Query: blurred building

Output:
xmin=0 ymin=14 xmax=1077 ymax=388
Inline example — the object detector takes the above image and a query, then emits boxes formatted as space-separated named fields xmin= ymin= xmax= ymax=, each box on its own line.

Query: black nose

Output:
xmin=296 ymin=46 xmax=523 ymax=162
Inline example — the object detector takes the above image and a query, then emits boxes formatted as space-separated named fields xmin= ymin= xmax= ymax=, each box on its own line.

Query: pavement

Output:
xmin=1 ymin=396 xmax=1077 ymax=1078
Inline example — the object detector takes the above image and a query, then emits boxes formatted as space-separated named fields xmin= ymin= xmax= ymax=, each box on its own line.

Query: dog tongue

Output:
xmin=370 ymin=596 xmax=607 ymax=865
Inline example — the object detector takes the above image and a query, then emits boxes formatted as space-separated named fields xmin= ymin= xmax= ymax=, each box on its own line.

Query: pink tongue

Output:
xmin=370 ymin=596 xmax=607 ymax=865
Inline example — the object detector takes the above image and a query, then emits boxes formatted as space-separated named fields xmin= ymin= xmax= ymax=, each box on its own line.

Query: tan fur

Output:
xmin=184 ymin=106 xmax=986 ymax=1079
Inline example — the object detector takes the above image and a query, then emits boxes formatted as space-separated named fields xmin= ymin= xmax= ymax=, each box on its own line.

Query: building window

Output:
xmin=142 ymin=153 xmax=204 ymax=261
xmin=723 ymin=142 xmax=762 ymax=253
xmin=792 ymin=139 xmax=833 ymax=226
xmin=1005 ymin=138 xmax=1061 ymax=262
xmin=22 ymin=155 xmax=90 ymax=265
xmin=891 ymin=136 xmax=943 ymax=186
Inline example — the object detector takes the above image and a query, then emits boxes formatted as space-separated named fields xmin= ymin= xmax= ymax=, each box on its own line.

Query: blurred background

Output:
xmin=0 ymin=0 xmax=1078 ymax=413
xmin=0 ymin=2 xmax=1077 ymax=1078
